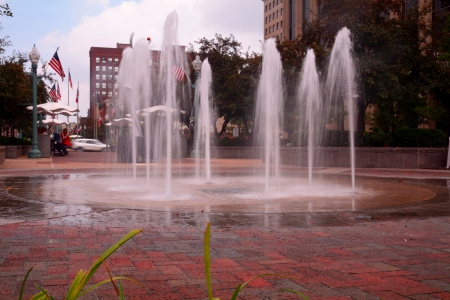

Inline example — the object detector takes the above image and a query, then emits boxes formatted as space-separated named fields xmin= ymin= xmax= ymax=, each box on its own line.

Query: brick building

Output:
xmin=88 ymin=43 xmax=129 ymax=120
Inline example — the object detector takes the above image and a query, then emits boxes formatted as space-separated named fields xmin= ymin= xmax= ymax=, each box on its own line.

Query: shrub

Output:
xmin=363 ymin=130 xmax=393 ymax=147
xmin=0 ymin=136 xmax=32 ymax=146
xmin=389 ymin=128 xmax=447 ymax=147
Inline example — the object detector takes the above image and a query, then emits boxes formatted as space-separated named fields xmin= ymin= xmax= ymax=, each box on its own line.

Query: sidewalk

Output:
xmin=1 ymin=153 xmax=450 ymax=299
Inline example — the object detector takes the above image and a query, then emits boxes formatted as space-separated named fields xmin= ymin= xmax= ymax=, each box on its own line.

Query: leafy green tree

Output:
xmin=188 ymin=34 xmax=262 ymax=141
xmin=0 ymin=3 xmax=12 ymax=55
xmin=277 ymin=0 xmax=450 ymax=143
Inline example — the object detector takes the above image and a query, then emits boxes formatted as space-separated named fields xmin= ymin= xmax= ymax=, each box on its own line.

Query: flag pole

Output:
xmin=67 ymin=67 xmax=70 ymax=125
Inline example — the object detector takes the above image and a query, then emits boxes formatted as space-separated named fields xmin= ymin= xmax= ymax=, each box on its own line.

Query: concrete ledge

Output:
xmin=202 ymin=146 xmax=448 ymax=169
xmin=5 ymin=145 xmax=32 ymax=159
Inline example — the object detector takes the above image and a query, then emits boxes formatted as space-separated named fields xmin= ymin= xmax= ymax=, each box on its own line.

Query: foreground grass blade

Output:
xmin=19 ymin=267 xmax=34 ymax=300
xmin=230 ymin=274 xmax=300 ymax=300
xmin=31 ymin=284 xmax=55 ymax=300
xmin=279 ymin=289 xmax=309 ymax=299
xmin=64 ymin=229 xmax=142 ymax=299
xmin=204 ymin=222 xmax=214 ymax=300
xmin=78 ymin=276 xmax=143 ymax=297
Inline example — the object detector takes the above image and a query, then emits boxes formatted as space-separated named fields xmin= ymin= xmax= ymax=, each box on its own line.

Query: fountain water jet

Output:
xmin=194 ymin=58 xmax=213 ymax=181
xmin=297 ymin=49 xmax=321 ymax=186
xmin=254 ymin=38 xmax=284 ymax=193
xmin=324 ymin=27 xmax=356 ymax=189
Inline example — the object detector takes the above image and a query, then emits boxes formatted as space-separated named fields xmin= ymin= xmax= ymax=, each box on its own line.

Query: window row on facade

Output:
xmin=95 ymin=66 xmax=119 ymax=72
xmin=95 ymin=57 xmax=120 ymax=64
xmin=265 ymin=0 xmax=283 ymax=12
xmin=266 ymin=8 xmax=283 ymax=23
xmin=266 ymin=21 xmax=283 ymax=35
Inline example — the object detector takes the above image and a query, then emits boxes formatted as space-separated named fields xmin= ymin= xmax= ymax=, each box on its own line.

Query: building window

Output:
xmin=102 ymin=75 xmax=106 ymax=80
xmin=115 ymin=67 xmax=119 ymax=72
xmin=265 ymin=5 xmax=267 ymax=12
xmin=95 ymin=66 xmax=100 ymax=71
xmin=281 ymin=20 xmax=283 ymax=27
xmin=277 ymin=10 xmax=279 ymax=18
xmin=108 ymin=58 xmax=112 ymax=63
xmin=269 ymin=3 xmax=271 ymax=9
xmin=265 ymin=28 xmax=268 ymax=35
xmin=95 ymin=83 xmax=100 ymax=88
xmin=96 ymin=74 xmax=100 ymax=80
xmin=115 ymin=58 xmax=119 ymax=63
xmin=265 ymin=17 xmax=267 ymax=24
xmin=303 ymin=0 xmax=311 ymax=22
xmin=95 ymin=57 xmax=100 ymax=63
xmin=289 ymin=0 xmax=296 ymax=40
xmin=102 ymin=66 xmax=106 ymax=71
xmin=269 ymin=15 xmax=271 ymax=21
xmin=281 ymin=8 xmax=283 ymax=15
xmin=277 ymin=23 xmax=279 ymax=30
xmin=108 ymin=92 xmax=112 ymax=98
xmin=102 ymin=57 xmax=107 ymax=63
xmin=108 ymin=66 xmax=112 ymax=71
xmin=102 ymin=91 xmax=106 ymax=96
xmin=269 ymin=27 xmax=271 ymax=33
xmin=273 ymin=1 xmax=275 ymax=6
xmin=102 ymin=83 xmax=106 ymax=88
xmin=277 ymin=0 xmax=278 ymax=4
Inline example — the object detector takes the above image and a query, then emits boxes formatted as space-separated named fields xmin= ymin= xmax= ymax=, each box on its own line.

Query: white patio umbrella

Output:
xmin=38 ymin=119 xmax=68 ymax=126
xmin=26 ymin=102 xmax=79 ymax=116
xmin=137 ymin=105 xmax=185 ymax=116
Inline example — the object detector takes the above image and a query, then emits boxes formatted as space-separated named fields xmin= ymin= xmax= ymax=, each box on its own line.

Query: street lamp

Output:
xmin=190 ymin=55 xmax=202 ymax=158
xmin=83 ymin=125 xmax=86 ymax=138
xmin=28 ymin=45 xmax=42 ymax=158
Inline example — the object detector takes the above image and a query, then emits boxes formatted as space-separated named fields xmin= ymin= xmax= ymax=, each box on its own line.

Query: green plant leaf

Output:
xmin=279 ymin=289 xmax=309 ymax=299
xmin=78 ymin=276 xmax=143 ymax=297
xmin=31 ymin=284 xmax=55 ymax=300
xmin=19 ymin=266 xmax=33 ymax=300
xmin=64 ymin=229 xmax=142 ymax=299
xmin=204 ymin=222 xmax=214 ymax=300
xmin=119 ymin=278 xmax=125 ymax=300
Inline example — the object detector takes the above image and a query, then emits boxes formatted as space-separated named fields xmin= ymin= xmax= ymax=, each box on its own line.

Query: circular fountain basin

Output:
xmin=4 ymin=174 xmax=438 ymax=214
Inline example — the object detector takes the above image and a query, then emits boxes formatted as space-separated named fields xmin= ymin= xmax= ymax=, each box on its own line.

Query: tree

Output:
xmin=188 ymin=34 xmax=262 ymax=140
xmin=0 ymin=3 xmax=12 ymax=55
xmin=277 ymin=0 xmax=450 ymax=143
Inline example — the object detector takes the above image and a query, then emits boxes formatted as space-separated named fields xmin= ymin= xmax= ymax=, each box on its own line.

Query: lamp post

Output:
xmin=190 ymin=55 xmax=202 ymax=158
xmin=83 ymin=125 xmax=86 ymax=138
xmin=28 ymin=45 xmax=42 ymax=158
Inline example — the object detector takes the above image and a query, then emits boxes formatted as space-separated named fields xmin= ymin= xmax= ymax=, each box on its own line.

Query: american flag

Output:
xmin=49 ymin=49 xmax=65 ymax=81
xmin=172 ymin=60 xmax=185 ymax=82
xmin=56 ymin=81 xmax=61 ymax=101
xmin=68 ymin=71 xmax=73 ymax=89
xmin=49 ymin=83 xmax=58 ymax=102
xmin=75 ymin=84 xmax=79 ymax=103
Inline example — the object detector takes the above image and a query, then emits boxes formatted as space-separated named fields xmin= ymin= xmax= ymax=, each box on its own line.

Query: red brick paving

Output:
xmin=0 ymin=216 xmax=448 ymax=299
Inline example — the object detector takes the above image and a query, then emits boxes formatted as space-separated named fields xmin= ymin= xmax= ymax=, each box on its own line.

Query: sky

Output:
xmin=0 ymin=0 xmax=263 ymax=122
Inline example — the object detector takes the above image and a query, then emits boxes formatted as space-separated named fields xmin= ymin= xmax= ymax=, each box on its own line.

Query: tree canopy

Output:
xmin=277 ymin=0 xmax=450 ymax=143
xmin=188 ymin=34 xmax=262 ymax=140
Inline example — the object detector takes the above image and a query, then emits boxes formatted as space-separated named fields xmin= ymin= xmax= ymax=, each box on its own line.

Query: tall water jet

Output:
xmin=159 ymin=11 xmax=179 ymax=195
xmin=255 ymin=38 xmax=284 ymax=192
xmin=194 ymin=58 xmax=213 ymax=180
xmin=325 ymin=27 xmax=356 ymax=189
xmin=297 ymin=49 xmax=321 ymax=185
xmin=117 ymin=39 xmax=151 ymax=179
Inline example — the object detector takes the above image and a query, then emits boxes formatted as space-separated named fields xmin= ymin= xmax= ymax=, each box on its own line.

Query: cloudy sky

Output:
xmin=1 ymin=0 xmax=263 ymax=121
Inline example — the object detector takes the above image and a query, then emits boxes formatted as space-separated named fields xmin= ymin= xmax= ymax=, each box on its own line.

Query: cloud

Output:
xmin=36 ymin=0 xmax=263 ymax=119
xmin=85 ymin=0 xmax=110 ymax=6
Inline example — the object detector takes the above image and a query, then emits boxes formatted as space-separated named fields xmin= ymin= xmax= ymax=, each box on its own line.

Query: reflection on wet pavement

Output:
xmin=0 ymin=173 xmax=449 ymax=227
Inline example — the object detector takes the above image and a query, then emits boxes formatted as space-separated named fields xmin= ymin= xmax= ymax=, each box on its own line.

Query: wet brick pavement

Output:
xmin=0 ymin=153 xmax=450 ymax=299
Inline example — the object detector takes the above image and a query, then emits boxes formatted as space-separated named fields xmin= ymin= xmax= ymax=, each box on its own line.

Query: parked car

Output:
xmin=71 ymin=139 xmax=106 ymax=152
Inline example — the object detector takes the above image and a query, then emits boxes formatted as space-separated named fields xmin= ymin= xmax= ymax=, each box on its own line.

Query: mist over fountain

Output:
xmin=112 ymin=12 xmax=360 ymax=204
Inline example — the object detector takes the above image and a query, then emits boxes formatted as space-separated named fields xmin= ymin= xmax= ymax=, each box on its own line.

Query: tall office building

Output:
xmin=262 ymin=0 xmax=319 ymax=41
xmin=88 ymin=43 xmax=128 ymax=119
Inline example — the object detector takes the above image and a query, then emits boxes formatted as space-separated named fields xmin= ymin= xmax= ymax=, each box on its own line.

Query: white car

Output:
xmin=71 ymin=139 xmax=106 ymax=152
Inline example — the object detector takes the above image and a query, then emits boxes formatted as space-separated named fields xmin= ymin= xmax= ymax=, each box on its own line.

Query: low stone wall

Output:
xmin=279 ymin=147 xmax=448 ymax=169
xmin=5 ymin=145 xmax=32 ymax=159
xmin=0 ymin=146 xmax=5 ymax=166
xmin=202 ymin=146 xmax=448 ymax=169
